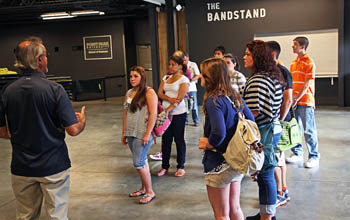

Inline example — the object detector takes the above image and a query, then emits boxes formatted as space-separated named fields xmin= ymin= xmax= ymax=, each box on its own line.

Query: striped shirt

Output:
xmin=230 ymin=71 xmax=246 ymax=92
xmin=290 ymin=54 xmax=315 ymax=107
xmin=241 ymin=73 xmax=283 ymax=126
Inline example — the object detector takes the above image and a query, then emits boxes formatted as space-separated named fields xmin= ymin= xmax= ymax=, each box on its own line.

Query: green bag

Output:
xmin=276 ymin=110 xmax=303 ymax=152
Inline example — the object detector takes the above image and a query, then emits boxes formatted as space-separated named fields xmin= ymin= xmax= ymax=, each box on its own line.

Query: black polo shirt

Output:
xmin=0 ymin=70 xmax=77 ymax=177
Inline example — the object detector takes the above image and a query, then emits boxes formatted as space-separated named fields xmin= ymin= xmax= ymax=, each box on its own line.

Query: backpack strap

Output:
xmin=225 ymin=96 xmax=244 ymax=120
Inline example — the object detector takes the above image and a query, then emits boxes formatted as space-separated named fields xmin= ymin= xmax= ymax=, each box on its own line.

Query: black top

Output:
xmin=278 ymin=63 xmax=293 ymax=90
xmin=0 ymin=70 xmax=77 ymax=177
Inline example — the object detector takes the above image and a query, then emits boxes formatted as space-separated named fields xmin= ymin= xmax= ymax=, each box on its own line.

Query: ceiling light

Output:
xmin=71 ymin=10 xmax=104 ymax=16
xmin=142 ymin=0 xmax=165 ymax=6
xmin=40 ymin=12 xmax=69 ymax=18
xmin=40 ymin=10 xmax=105 ymax=20
xmin=42 ymin=15 xmax=75 ymax=20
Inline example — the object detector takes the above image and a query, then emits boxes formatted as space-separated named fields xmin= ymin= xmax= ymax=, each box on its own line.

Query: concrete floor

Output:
xmin=0 ymin=97 xmax=350 ymax=220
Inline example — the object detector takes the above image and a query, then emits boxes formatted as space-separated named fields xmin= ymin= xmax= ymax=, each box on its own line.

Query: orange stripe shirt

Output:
xmin=290 ymin=54 xmax=315 ymax=107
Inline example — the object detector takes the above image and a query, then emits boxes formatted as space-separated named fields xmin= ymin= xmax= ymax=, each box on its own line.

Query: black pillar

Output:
xmin=166 ymin=0 xmax=175 ymax=56
xmin=148 ymin=4 xmax=160 ymax=91
xmin=343 ymin=0 xmax=350 ymax=106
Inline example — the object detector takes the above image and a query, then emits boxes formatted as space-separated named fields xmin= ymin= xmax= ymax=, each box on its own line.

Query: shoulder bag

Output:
xmin=222 ymin=96 xmax=264 ymax=175
xmin=276 ymin=109 xmax=303 ymax=152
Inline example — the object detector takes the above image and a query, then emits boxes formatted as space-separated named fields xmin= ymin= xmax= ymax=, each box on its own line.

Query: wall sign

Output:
xmin=206 ymin=2 xmax=266 ymax=22
xmin=83 ymin=35 xmax=113 ymax=60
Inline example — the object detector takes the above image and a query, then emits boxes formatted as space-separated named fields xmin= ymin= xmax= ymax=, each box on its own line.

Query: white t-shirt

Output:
xmin=162 ymin=74 xmax=190 ymax=115
xmin=187 ymin=61 xmax=200 ymax=92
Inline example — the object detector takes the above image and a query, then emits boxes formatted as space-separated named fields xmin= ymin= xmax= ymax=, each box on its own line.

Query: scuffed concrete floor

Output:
xmin=0 ymin=97 xmax=349 ymax=220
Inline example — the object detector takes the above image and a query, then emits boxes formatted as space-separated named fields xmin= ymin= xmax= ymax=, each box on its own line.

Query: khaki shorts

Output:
xmin=205 ymin=167 xmax=243 ymax=188
xmin=275 ymin=150 xmax=286 ymax=167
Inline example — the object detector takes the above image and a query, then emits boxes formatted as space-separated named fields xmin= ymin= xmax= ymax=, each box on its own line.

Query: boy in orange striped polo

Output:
xmin=285 ymin=36 xmax=320 ymax=168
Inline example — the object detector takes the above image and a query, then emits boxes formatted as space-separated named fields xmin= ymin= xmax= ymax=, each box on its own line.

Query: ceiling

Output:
xmin=0 ymin=0 xmax=150 ymax=24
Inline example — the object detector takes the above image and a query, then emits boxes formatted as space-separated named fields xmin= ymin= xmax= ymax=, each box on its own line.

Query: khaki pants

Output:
xmin=11 ymin=169 xmax=70 ymax=220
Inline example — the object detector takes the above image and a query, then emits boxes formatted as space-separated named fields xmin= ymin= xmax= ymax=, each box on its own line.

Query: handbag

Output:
xmin=153 ymin=102 xmax=172 ymax=137
xmin=276 ymin=109 xmax=303 ymax=152
xmin=222 ymin=96 xmax=264 ymax=175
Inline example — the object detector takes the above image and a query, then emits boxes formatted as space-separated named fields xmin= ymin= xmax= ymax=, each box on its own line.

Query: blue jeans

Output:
xmin=185 ymin=91 xmax=200 ymax=124
xmin=291 ymin=105 xmax=319 ymax=159
xmin=257 ymin=168 xmax=276 ymax=215
xmin=162 ymin=112 xmax=187 ymax=169
xmin=127 ymin=136 xmax=153 ymax=169
xmin=257 ymin=122 xmax=281 ymax=215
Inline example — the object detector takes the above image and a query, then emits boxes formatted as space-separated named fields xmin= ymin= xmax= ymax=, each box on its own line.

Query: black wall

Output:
xmin=0 ymin=18 xmax=128 ymax=97
xmin=186 ymin=0 xmax=347 ymax=106
xmin=124 ymin=16 xmax=151 ymax=90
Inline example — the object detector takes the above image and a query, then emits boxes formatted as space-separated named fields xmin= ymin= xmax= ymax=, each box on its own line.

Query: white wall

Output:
xmin=255 ymin=29 xmax=338 ymax=77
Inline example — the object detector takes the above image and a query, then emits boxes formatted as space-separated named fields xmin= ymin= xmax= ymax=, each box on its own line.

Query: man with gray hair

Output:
xmin=0 ymin=37 xmax=86 ymax=220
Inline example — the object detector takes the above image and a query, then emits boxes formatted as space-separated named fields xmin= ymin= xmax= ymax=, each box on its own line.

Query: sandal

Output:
xmin=174 ymin=169 xmax=185 ymax=177
xmin=129 ymin=190 xmax=145 ymax=197
xmin=139 ymin=194 xmax=156 ymax=204
xmin=156 ymin=169 xmax=168 ymax=177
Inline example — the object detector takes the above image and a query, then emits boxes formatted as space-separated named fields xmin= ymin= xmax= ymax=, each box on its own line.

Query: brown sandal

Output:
xmin=174 ymin=169 xmax=185 ymax=177
xmin=139 ymin=194 xmax=156 ymax=204
xmin=156 ymin=169 xmax=168 ymax=177
xmin=129 ymin=190 xmax=145 ymax=197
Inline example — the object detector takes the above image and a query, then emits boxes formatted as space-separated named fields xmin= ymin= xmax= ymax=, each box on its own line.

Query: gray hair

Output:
xmin=14 ymin=37 xmax=44 ymax=70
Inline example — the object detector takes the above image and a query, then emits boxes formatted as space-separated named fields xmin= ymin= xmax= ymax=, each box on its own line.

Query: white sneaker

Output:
xmin=150 ymin=152 xmax=162 ymax=161
xmin=304 ymin=158 xmax=319 ymax=168
xmin=286 ymin=155 xmax=303 ymax=163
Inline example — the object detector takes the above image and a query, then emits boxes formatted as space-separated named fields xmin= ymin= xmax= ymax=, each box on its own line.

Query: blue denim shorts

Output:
xmin=127 ymin=136 xmax=153 ymax=169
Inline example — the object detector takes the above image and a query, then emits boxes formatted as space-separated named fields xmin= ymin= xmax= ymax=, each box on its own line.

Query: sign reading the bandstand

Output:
xmin=83 ymin=35 xmax=113 ymax=60
xmin=206 ymin=2 xmax=266 ymax=22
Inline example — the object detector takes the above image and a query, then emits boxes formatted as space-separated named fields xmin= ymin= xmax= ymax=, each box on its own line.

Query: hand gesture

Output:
xmin=75 ymin=106 xmax=86 ymax=123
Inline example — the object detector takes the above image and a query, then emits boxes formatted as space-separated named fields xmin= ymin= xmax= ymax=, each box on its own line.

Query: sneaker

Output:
xmin=276 ymin=193 xmax=287 ymax=208
xmin=283 ymin=189 xmax=290 ymax=201
xmin=285 ymin=154 xmax=303 ymax=163
xmin=304 ymin=158 xmax=319 ymax=168
xmin=246 ymin=213 xmax=276 ymax=220
xmin=150 ymin=152 xmax=162 ymax=161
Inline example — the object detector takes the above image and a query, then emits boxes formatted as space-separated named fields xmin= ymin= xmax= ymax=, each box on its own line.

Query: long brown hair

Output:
xmin=200 ymin=58 xmax=242 ymax=114
xmin=129 ymin=66 xmax=147 ymax=113
xmin=246 ymin=40 xmax=286 ymax=87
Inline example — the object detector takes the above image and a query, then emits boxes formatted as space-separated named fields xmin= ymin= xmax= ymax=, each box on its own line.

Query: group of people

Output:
xmin=197 ymin=38 xmax=319 ymax=220
xmin=122 ymin=37 xmax=320 ymax=220
xmin=0 ymin=36 xmax=319 ymax=220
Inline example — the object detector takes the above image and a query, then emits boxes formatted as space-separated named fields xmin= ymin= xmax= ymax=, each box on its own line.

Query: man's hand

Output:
xmin=75 ymin=106 xmax=86 ymax=123
xmin=65 ymin=106 xmax=86 ymax=136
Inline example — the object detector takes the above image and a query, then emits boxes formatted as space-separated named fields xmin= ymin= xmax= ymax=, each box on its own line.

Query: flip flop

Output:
xmin=156 ymin=169 xmax=168 ymax=177
xmin=139 ymin=194 xmax=156 ymax=204
xmin=174 ymin=169 xmax=185 ymax=177
xmin=129 ymin=190 xmax=145 ymax=197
